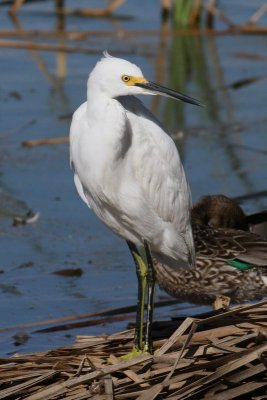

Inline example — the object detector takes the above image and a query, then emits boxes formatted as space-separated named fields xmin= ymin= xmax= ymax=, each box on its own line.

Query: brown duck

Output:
xmin=154 ymin=195 xmax=267 ymax=305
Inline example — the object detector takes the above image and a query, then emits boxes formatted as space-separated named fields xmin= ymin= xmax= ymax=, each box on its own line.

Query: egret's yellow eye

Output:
xmin=122 ymin=75 xmax=130 ymax=83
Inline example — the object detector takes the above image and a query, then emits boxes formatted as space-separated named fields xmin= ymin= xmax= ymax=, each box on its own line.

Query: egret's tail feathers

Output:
xmin=153 ymin=251 xmax=189 ymax=271
xmin=152 ymin=227 xmax=195 ymax=271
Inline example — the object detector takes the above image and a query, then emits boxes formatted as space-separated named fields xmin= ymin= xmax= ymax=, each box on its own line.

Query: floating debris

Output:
xmin=0 ymin=283 xmax=22 ymax=296
xmin=51 ymin=268 xmax=84 ymax=277
xmin=12 ymin=210 xmax=40 ymax=226
xmin=12 ymin=332 xmax=30 ymax=347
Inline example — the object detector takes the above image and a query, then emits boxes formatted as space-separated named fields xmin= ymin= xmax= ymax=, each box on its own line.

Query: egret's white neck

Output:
xmin=85 ymin=74 xmax=130 ymax=159
xmin=86 ymin=82 xmax=115 ymax=116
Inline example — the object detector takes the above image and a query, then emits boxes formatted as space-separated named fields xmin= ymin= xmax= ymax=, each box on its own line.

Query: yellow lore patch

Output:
xmin=121 ymin=75 xmax=148 ymax=86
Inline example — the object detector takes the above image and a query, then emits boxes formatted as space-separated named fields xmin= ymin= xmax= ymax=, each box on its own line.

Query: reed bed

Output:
xmin=1 ymin=299 xmax=267 ymax=399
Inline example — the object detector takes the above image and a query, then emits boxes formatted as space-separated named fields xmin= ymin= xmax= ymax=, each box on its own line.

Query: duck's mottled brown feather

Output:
xmin=155 ymin=258 xmax=267 ymax=304
xmin=194 ymin=224 xmax=267 ymax=265
xmin=154 ymin=194 xmax=267 ymax=305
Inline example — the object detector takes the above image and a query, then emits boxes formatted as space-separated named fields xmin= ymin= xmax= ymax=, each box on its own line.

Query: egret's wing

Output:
xmin=70 ymin=102 xmax=91 ymax=207
xmin=73 ymin=169 xmax=90 ymax=206
xmin=117 ymin=96 xmax=192 ymax=231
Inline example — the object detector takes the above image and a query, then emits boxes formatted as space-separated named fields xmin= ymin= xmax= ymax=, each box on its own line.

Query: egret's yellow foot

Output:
xmin=120 ymin=346 xmax=151 ymax=361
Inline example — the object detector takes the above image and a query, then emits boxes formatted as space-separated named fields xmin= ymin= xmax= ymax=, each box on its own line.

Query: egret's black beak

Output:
xmin=135 ymin=81 xmax=203 ymax=107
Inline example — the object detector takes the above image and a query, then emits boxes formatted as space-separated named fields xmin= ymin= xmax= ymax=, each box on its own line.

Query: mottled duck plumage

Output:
xmin=155 ymin=195 xmax=267 ymax=305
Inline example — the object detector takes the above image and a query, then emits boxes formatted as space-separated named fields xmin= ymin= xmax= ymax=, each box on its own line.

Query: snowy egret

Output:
xmin=155 ymin=195 xmax=267 ymax=306
xmin=70 ymin=52 xmax=201 ymax=353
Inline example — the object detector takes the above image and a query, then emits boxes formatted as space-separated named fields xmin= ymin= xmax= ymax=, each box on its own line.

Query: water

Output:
xmin=1 ymin=0 xmax=267 ymax=355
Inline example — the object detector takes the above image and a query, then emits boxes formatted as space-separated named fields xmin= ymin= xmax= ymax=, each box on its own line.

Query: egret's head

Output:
xmin=88 ymin=52 xmax=147 ymax=98
xmin=88 ymin=52 xmax=202 ymax=106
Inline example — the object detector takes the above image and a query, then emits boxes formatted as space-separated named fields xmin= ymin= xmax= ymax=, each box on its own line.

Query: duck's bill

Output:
xmin=135 ymin=81 xmax=203 ymax=107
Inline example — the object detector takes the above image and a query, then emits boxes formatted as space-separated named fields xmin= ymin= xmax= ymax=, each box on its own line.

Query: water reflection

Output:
xmin=149 ymin=16 xmax=264 ymax=202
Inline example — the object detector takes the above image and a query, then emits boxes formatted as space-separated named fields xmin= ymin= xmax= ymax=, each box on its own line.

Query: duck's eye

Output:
xmin=122 ymin=75 xmax=130 ymax=83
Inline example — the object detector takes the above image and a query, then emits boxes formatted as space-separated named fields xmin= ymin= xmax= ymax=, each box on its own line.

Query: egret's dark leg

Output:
xmin=127 ymin=240 xmax=148 ymax=352
xmin=143 ymin=240 xmax=156 ymax=353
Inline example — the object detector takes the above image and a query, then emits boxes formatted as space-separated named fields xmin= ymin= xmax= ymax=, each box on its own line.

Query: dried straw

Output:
xmin=0 ymin=300 xmax=267 ymax=399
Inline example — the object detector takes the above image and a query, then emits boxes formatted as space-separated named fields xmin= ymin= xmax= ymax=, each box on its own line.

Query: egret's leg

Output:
xmin=143 ymin=240 xmax=156 ymax=353
xmin=127 ymin=240 xmax=148 ymax=352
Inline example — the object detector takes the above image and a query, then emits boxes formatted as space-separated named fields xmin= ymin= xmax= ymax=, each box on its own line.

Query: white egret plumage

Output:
xmin=70 ymin=52 xmax=201 ymax=354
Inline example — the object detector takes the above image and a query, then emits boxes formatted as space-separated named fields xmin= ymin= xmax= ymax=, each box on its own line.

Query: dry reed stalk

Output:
xmin=0 ymin=300 xmax=267 ymax=399
xmin=22 ymin=137 xmax=69 ymax=147
xmin=9 ymin=0 xmax=125 ymax=16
